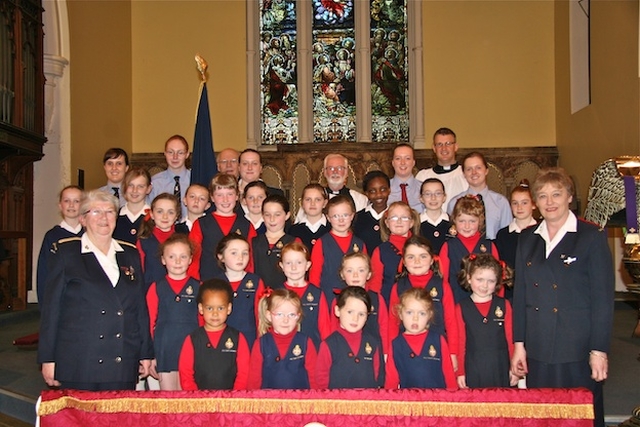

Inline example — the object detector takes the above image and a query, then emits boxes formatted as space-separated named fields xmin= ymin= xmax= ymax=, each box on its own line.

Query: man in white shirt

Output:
xmin=415 ymin=127 xmax=468 ymax=209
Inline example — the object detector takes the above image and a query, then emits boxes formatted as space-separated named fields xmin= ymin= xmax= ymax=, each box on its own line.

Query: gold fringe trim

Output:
xmin=39 ymin=396 xmax=594 ymax=420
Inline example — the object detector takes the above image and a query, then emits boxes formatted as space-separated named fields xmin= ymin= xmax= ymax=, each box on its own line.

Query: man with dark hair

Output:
xmin=98 ymin=147 xmax=129 ymax=206
xmin=416 ymin=128 xmax=468 ymax=209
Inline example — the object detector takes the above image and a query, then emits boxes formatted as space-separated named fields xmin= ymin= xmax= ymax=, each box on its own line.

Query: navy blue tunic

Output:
xmin=37 ymin=225 xmax=83 ymax=303
xmin=288 ymin=223 xmax=329 ymax=253
xmin=299 ymin=284 xmax=323 ymax=349
xmin=196 ymin=214 xmax=252 ymax=281
xmin=396 ymin=275 xmax=446 ymax=337
xmin=391 ymin=331 xmax=446 ymax=388
xmin=251 ymin=234 xmax=296 ymax=289
xmin=191 ymin=326 xmax=240 ymax=390
xmin=114 ymin=212 xmax=144 ymax=244
xmin=260 ymin=332 xmax=311 ymax=389
xmin=139 ymin=235 xmax=165 ymax=290
xmin=226 ymin=273 xmax=261 ymax=345
xmin=326 ymin=330 xmax=383 ymax=389
xmin=353 ymin=210 xmax=383 ymax=253
xmin=377 ymin=241 xmax=403 ymax=305
xmin=154 ymin=277 xmax=200 ymax=371
xmin=318 ymin=233 xmax=365 ymax=302
xmin=459 ymin=296 xmax=510 ymax=388
xmin=420 ymin=219 xmax=450 ymax=254
xmin=446 ymin=236 xmax=494 ymax=304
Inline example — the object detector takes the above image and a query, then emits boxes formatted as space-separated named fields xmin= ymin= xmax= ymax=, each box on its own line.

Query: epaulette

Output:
xmin=115 ymin=239 xmax=137 ymax=250
xmin=578 ymin=217 xmax=605 ymax=231
xmin=51 ymin=236 xmax=82 ymax=254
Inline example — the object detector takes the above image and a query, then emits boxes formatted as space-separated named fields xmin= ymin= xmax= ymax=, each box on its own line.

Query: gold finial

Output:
xmin=195 ymin=54 xmax=208 ymax=82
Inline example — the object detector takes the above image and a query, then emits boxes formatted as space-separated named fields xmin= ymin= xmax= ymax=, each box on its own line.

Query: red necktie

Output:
xmin=400 ymin=183 xmax=408 ymax=204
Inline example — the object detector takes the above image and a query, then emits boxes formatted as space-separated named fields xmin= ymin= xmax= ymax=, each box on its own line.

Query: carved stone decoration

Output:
xmin=132 ymin=145 xmax=558 ymax=215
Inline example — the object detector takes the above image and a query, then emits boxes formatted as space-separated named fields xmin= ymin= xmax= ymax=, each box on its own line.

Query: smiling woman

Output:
xmin=37 ymin=190 xmax=155 ymax=391
xmin=511 ymin=167 xmax=614 ymax=427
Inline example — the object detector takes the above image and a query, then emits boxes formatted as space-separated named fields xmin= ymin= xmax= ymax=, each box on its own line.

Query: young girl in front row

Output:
xmin=455 ymin=254 xmax=517 ymax=389
xmin=247 ymin=289 xmax=318 ymax=389
xmin=385 ymin=288 xmax=457 ymax=389
xmin=251 ymin=194 xmax=296 ymax=289
xmin=216 ymin=233 xmax=265 ymax=346
xmin=146 ymin=234 xmax=200 ymax=390
xmin=387 ymin=235 xmax=458 ymax=371
xmin=308 ymin=195 xmax=367 ymax=302
xmin=137 ymin=193 xmax=186 ymax=290
xmin=178 ymin=278 xmax=250 ymax=390
xmin=316 ymin=286 xmax=385 ymax=389
xmin=438 ymin=195 xmax=500 ymax=304
xmin=330 ymin=253 xmax=388 ymax=354
xmin=290 ymin=184 xmax=329 ymax=252
xmin=280 ymin=241 xmax=331 ymax=349
xmin=369 ymin=201 xmax=420 ymax=305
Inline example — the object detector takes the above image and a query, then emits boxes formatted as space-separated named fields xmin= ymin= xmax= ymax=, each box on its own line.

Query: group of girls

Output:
xmin=39 ymin=161 xmax=537 ymax=391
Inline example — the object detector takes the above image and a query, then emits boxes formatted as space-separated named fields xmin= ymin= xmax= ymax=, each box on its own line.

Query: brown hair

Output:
xmin=401 ymin=234 xmax=441 ymax=277
xmin=531 ymin=167 xmax=575 ymax=199
xmin=393 ymin=287 xmax=435 ymax=327
xmin=159 ymin=233 xmax=195 ymax=258
xmin=138 ymin=193 xmax=180 ymax=239
xmin=123 ymin=167 xmax=151 ymax=194
xmin=451 ymin=195 xmax=486 ymax=235
xmin=380 ymin=201 xmax=420 ymax=242
xmin=457 ymin=253 xmax=513 ymax=292
xmin=209 ymin=173 xmax=239 ymax=195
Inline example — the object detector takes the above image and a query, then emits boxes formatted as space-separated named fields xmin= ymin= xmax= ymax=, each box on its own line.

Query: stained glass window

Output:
xmin=312 ymin=0 xmax=356 ymax=142
xmin=370 ymin=0 xmax=408 ymax=142
xmin=260 ymin=0 xmax=298 ymax=145
xmin=256 ymin=0 xmax=413 ymax=145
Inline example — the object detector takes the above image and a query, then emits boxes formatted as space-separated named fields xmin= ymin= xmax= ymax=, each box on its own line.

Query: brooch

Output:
xmin=120 ymin=266 xmax=136 ymax=281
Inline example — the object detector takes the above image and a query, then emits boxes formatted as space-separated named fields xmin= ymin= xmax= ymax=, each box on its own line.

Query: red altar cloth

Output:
xmin=39 ymin=388 xmax=594 ymax=427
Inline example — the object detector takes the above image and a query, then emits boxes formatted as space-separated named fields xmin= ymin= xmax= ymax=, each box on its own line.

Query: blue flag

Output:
xmin=191 ymin=83 xmax=217 ymax=186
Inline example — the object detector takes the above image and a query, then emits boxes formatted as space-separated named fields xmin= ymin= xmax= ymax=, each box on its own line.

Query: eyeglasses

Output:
xmin=329 ymin=213 xmax=353 ymax=220
xmin=272 ymin=312 xmax=300 ymax=319
xmin=422 ymin=191 xmax=444 ymax=198
xmin=434 ymin=141 xmax=455 ymax=148
xmin=84 ymin=209 xmax=117 ymax=217
xmin=325 ymin=166 xmax=346 ymax=173
xmin=218 ymin=159 xmax=238 ymax=165
xmin=387 ymin=216 xmax=412 ymax=222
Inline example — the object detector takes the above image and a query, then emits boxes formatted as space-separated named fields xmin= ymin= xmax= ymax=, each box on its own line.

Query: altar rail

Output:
xmin=132 ymin=145 xmax=558 ymax=215
xmin=39 ymin=388 xmax=593 ymax=427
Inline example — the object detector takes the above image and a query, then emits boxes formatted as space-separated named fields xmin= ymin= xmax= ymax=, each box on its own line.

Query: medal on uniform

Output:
xmin=495 ymin=306 xmax=504 ymax=318
xmin=433 ymin=231 xmax=440 ymax=238
xmin=480 ymin=244 xmax=487 ymax=253
xmin=130 ymin=228 xmax=136 ymax=235
xmin=276 ymin=241 xmax=284 ymax=249
xmin=374 ymin=225 xmax=380 ymax=231
xmin=430 ymin=287 xmax=438 ymax=298
xmin=225 ymin=338 xmax=234 ymax=349
xmin=365 ymin=342 xmax=372 ymax=355
xmin=311 ymin=239 xmax=317 ymax=245
xmin=306 ymin=292 xmax=314 ymax=302
xmin=175 ymin=295 xmax=181 ymax=302
xmin=186 ymin=286 xmax=194 ymax=295
xmin=245 ymin=280 xmax=254 ymax=289
xmin=429 ymin=345 xmax=437 ymax=357
xmin=353 ymin=244 xmax=360 ymax=253
xmin=235 ymin=229 xmax=242 ymax=235
xmin=292 ymin=344 xmax=302 ymax=357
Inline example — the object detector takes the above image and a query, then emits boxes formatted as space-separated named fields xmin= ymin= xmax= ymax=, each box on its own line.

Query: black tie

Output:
xmin=173 ymin=176 xmax=181 ymax=197
xmin=112 ymin=187 xmax=119 ymax=199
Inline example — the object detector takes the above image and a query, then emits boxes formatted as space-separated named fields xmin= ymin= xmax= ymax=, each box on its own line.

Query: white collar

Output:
xmin=59 ymin=220 xmax=82 ymax=234
xmin=420 ymin=210 xmax=448 ymax=226
xmin=508 ymin=217 xmax=537 ymax=233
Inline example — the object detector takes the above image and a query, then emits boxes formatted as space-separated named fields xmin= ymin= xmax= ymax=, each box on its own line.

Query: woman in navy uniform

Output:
xmin=511 ymin=168 xmax=613 ymax=427
xmin=38 ymin=190 xmax=155 ymax=391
